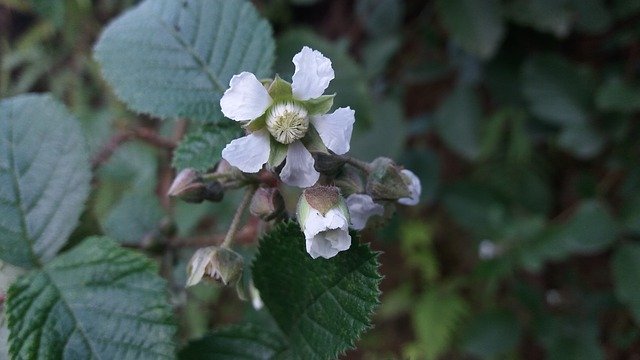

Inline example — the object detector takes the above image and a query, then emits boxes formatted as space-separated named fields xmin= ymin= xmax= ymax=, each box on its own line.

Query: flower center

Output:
xmin=266 ymin=102 xmax=309 ymax=144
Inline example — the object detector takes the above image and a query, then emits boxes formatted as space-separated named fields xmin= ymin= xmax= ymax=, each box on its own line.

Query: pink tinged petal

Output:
xmin=398 ymin=169 xmax=422 ymax=206
xmin=306 ymin=228 xmax=351 ymax=259
xmin=221 ymin=129 xmax=271 ymax=173
xmin=346 ymin=194 xmax=384 ymax=230
xmin=280 ymin=141 xmax=320 ymax=188
xmin=291 ymin=46 xmax=335 ymax=101
xmin=220 ymin=72 xmax=272 ymax=121
xmin=311 ymin=107 xmax=355 ymax=155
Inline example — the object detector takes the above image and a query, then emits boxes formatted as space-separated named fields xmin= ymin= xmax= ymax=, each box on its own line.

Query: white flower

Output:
xmin=346 ymin=194 xmax=384 ymax=230
xmin=297 ymin=186 xmax=352 ymax=259
xmin=186 ymin=247 xmax=243 ymax=287
xmin=219 ymin=46 xmax=355 ymax=188
xmin=398 ymin=169 xmax=421 ymax=206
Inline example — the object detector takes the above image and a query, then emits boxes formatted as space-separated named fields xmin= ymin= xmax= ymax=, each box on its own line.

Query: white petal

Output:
xmin=220 ymin=72 xmax=272 ymax=121
xmin=311 ymin=107 xmax=355 ymax=155
xmin=398 ymin=169 xmax=422 ymax=206
xmin=306 ymin=228 xmax=351 ymax=259
xmin=221 ymin=129 xmax=270 ymax=173
xmin=186 ymin=248 xmax=214 ymax=287
xmin=280 ymin=141 xmax=320 ymax=188
xmin=346 ymin=194 xmax=384 ymax=230
xmin=291 ymin=46 xmax=335 ymax=100
xmin=302 ymin=207 xmax=348 ymax=239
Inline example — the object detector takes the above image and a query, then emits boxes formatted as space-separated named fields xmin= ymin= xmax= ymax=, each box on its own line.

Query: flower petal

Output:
xmin=346 ymin=194 xmax=384 ymax=230
xmin=398 ymin=169 xmax=422 ymax=206
xmin=306 ymin=228 xmax=351 ymax=259
xmin=291 ymin=46 xmax=335 ymax=101
xmin=311 ymin=107 xmax=355 ymax=155
xmin=280 ymin=140 xmax=320 ymax=188
xmin=220 ymin=72 xmax=272 ymax=121
xmin=221 ymin=129 xmax=270 ymax=173
xmin=302 ymin=207 xmax=348 ymax=239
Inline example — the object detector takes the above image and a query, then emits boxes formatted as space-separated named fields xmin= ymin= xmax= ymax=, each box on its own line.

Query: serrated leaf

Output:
xmin=102 ymin=190 xmax=166 ymax=246
xmin=179 ymin=324 xmax=287 ymax=360
xmin=252 ymin=222 xmax=381 ymax=360
xmin=6 ymin=237 xmax=176 ymax=359
xmin=434 ymin=86 xmax=482 ymax=160
xmin=436 ymin=0 xmax=505 ymax=59
xmin=612 ymin=243 xmax=640 ymax=325
xmin=0 ymin=94 xmax=90 ymax=268
xmin=522 ymin=55 xmax=595 ymax=127
xmin=94 ymin=0 xmax=275 ymax=122
xmin=172 ymin=125 xmax=241 ymax=172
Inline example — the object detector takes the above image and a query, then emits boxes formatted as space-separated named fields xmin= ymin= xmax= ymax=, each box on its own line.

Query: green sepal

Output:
xmin=268 ymin=137 xmax=288 ymax=167
xmin=302 ymin=94 xmax=335 ymax=115
xmin=244 ymin=113 xmax=267 ymax=132
xmin=268 ymin=75 xmax=293 ymax=102
xmin=301 ymin=126 xmax=328 ymax=153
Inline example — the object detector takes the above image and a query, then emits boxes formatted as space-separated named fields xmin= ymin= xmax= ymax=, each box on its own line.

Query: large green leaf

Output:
xmin=252 ymin=222 xmax=381 ymax=359
xmin=434 ymin=86 xmax=482 ymax=160
xmin=94 ymin=0 xmax=275 ymax=122
xmin=0 ymin=94 xmax=90 ymax=268
xmin=436 ymin=0 xmax=505 ymax=59
xmin=172 ymin=124 xmax=241 ymax=172
xmin=612 ymin=243 xmax=640 ymax=324
xmin=179 ymin=324 xmax=287 ymax=360
xmin=6 ymin=237 xmax=176 ymax=359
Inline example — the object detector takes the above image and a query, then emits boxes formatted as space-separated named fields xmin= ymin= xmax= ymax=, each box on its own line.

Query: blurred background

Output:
xmin=2 ymin=0 xmax=640 ymax=358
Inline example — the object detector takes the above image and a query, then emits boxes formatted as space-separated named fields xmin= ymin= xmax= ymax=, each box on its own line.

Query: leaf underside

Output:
xmin=6 ymin=237 xmax=176 ymax=359
xmin=172 ymin=124 xmax=242 ymax=172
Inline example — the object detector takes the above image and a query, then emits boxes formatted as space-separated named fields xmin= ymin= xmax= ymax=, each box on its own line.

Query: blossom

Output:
xmin=398 ymin=169 xmax=421 ymax=206
xmin=346 ymin=194 xmax=384 ymax=230
xmin=186 ymin=246 xmax=243 ymax=287
xmin=297 ymin=186 xmax=351 ymax=259
xmin=220 ymin=46 xmax=355 ymax=188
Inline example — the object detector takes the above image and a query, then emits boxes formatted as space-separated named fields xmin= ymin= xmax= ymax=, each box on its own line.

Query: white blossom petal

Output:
xmin=302 ymin=207 xmax=348 ymax=239
xmin=306 ymin=228 xmax=351 ymax=259
xmin=221 ymin=129 xmax=270 ymax=173
xmin=291 ymin=46 xmax=335 ymax=101
xmin=186 ymin=248 xmax=215 ymax=287
xmin=220 ymin=72 xmax=272 ymax=121
xmin=280 ymin=141 xmax=320 ymax=188
xmin=346 ymin=194 xmax=384 ymax=230
xmin=398 ymin=169 xmax=422 ymax=206
xmin=311 ymin=107 xmax=355 ymax=155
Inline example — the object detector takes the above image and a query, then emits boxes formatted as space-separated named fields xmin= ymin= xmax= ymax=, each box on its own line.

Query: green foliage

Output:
xmin=102 ymin=190 xmax=165 ymax=246
xmin=434 ymin=86 xmax=482 ymax=160
xmin=172 ymin=125 xmax=241 ymax=172
xmin=613 ymin=244 xmax=640 ymax=324
xmin=0 ymin=94 xmax=90 ymax=268
xmin=94 ymin=0 xmax=275 ymax=122
xmin=460 ymin=310 xmax=521 ymax=357
xmin=6 ymin=237 xmax=176 ymax=359
xmin=179 ymin=324 xmax=287 ymax=360
xmin=596 ymin=78 xmax=640 ymax=112
xmin=252 ymin=222 xmax=381 ymax=359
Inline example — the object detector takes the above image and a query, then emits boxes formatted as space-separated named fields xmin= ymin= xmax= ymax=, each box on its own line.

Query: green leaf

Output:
xmin=460 ymin=310 xmax=521 ymax=357
xmin=94 ymin=0 xmax=275 ymax=122
xmin=102 ymin=190 xmax=166 ymax=246
xmin=276 ymin=29 xmax=373 ymax=126
xmin=612 ymin=243 xmax=640 ymax=325
xmin=179 ymin=324 xmax=287 ymax=360
xmin=172 ymin=125 xmax=241 ymax=172
xmin=556 ymin=200 xmax=618 ymax=254
xmin=436 ymin=0 xmax=505 ymax=59
xmin=350 ymin=99 xmax=407 ymax=161
xmin=355 ymin=0 xmax=405 ymax=37
xmin=412 ymin=287 xmax=469 ymax=360
xmin=522 ymin=55 xmax=595 ymax=127
xmin=252 ymin=222 xmax=381 ymax=359
xmin=434 ymin=86 xmax=482 ymax=160
xmin=6 ymin=237 xmax=176 ymax=359
xmin=557 ymin=124 xmax=605 ymax=159
xmin=506 ymin=0 xmax=573 ymax=37
xmin=0 ymin=94 xmax=90 ymax=268
xmin=596 ymin=78 xmax=640 ymax=113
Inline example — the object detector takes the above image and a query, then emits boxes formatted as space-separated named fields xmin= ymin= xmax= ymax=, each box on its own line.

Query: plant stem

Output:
xmin=202 ymin=172 xmax=235 ymax=182
xmin=221 ymin=185 xmax=257 ymax=248
xmin=343 ymin=156 xmax=371 ymax=174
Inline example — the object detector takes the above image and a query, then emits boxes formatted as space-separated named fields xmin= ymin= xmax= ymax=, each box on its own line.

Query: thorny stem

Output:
xmin=221 ymin=185 xmax=257 ymax=248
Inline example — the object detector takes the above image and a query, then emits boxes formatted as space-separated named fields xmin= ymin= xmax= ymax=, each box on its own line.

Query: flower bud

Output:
xmin=311 ymin=151 xmax=346 ymax=175
xmin=168 ymin=168 xmax=224 ymax=203
xmin=186 ymin=246 xmax=244 ymax=287
xmin=250 ymin=187 xmax=285 ymax=221
xmin=365 ymin=157 xmax=411 ymax=201
xmin=297 ymin=186 xmax=351 ymax=259
xmin=334 ymin=165 xmax=365 ymax=196
xmin=398 ymin=169 xmax=421 ymax=206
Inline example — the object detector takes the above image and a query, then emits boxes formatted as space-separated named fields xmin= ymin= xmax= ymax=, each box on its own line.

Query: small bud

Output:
xmin=365 ymin=157 xmax=411 ymax=201
xmin=311 ymin=152 xmax=346 ymax=175
xmin=186 ymin=246 xmax=244 ymax=287
xmin=168 ymin=168 xmax=224 ymax=203
xmin=250 ymin=187 xmax=285 ymax=221
xmin=398 ymin=169 xmax=422 ymax=206
xmin=297 ymin=186 xmax=352 ymax=259
xmin=334 ymin=165 xmax=365 ymax=196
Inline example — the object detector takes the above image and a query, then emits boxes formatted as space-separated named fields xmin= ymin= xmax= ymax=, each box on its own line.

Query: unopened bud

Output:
xmin=168 ymin=168 xmax=224 ymax=203
xmin=334 ymin=165 xmax=365 ymax=196
xmin=186 ymin=246 xmax=244 ymax=287
xmin=312 ymin=152 xmax=346 ymax=175
xmin=250 ymin=187 xmax=285 ymax=221
xmin=365 ymin=157 xmax=411 ymax=201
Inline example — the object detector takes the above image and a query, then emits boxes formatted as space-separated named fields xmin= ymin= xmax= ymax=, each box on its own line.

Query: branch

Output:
xmin=91 ymin=127 xmax=177 ymax=170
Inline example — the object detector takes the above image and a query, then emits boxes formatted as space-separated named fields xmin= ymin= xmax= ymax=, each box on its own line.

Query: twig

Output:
xmin=91 ymin=127 xmax=177 ymax=170
xmin=221 ymin=186 xmax=257 ymax=248
xmin=0 ymin=293 xmax=4 ymax=305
